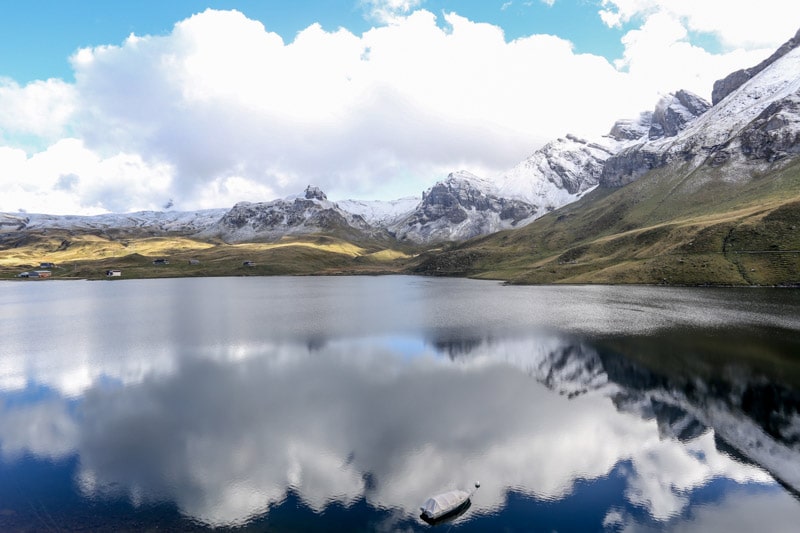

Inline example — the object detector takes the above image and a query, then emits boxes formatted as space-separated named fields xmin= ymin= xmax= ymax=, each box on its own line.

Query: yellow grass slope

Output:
xmin=0 ymin=232 xmax=413 ymax=279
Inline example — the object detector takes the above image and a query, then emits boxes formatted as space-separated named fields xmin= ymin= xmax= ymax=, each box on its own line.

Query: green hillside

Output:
xmin=412 ymin=157 xmax=800 ymax=285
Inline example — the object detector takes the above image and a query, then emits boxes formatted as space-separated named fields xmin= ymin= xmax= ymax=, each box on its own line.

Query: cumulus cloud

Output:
xmin=60 ymin=8 xmax=643 ymax=211
xmin=0 ymin=77 xmax=76 ymax=144
xmin=599 ymin=0 xmax=800 ymax=49
xmin=0 ymin=6 xmax=791 ymax=214
xmin=612 ymin=11 xmax=771 ymax=99
xmin=0 ymin=139 xmax=173 ymax=214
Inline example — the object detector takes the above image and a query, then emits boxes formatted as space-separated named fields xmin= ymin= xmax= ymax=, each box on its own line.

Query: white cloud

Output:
xmin=0 ymin=77 xmax=76 ymax=144
xmin=361 ymin=0 xmax=424 ymax=23
xmin=599 ymin=0 xmax=800 ymax=49
xmin=59 ymin=9 xmax=645 ymax=211
xmin=0 ymin=139 xmax=174 ymax=214
xmin=612 ymin=11 xmax=770 ymax=98
xmin=0 ymin=6 xmax=792 ymax=214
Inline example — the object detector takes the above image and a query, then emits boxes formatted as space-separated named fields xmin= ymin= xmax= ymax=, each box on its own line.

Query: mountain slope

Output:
xmin=413 ymin=32 xmax=800 ymax=286
xmin=412 ymin=149 xmax=800 ymax=285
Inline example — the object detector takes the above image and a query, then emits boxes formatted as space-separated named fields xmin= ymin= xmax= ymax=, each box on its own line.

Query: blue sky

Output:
xmin=0 ymin=0 xmax=797 ymax=214
xmin=1 ymin=1 xmax=628 ymax=83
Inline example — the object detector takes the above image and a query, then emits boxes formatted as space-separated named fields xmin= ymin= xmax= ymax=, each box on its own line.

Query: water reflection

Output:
xmin=0 ymin=277 xmax=799 ymax=531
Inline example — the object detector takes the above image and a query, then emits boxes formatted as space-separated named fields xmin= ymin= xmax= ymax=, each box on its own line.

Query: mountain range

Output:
xmin=439 ymin=330 xmax=800 ymax=500
xmin=0 ymin=87 xmax=710 ymax=247
xmin=415 ymin=28 xmax=800 ymax=285
xmin=2 ymin=28 xmax=800 ymax=284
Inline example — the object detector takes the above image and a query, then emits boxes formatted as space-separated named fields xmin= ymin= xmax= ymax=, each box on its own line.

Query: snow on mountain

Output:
xmin=10 ymin=34 xmax=797 ymax=247
xmin=496 ymin=134 xmax=615 ymax=210
xmin=198 ymin=185 xmax=381 ymax=243
xmin=0 ymin=209 xmax=227 ymax=234
xmin=712 ymin=28 xmax=800 ymax=105
xmin=602 ymin=36 xmax=800 ymax=187
xmin=389 ymin=171 xmax=538 ymax=243
xmin=489 ymin=92 xmax=708 ymax=223
xmin=607 ymin=111 xmax=653 ymax=142
xmin=647 ymin=90 xmax=711 ymax=141
xmin=337 ymin=196 xmax=420 ymax=226
xmin=673 ymin=46 xmax=800 ymax=159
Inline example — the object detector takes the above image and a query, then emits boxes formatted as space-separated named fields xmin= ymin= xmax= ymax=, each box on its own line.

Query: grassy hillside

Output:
xmin=0 ymin=232 xmax=415 ymax=280
xmin=412 ymin=158 xmax=800 ymax=285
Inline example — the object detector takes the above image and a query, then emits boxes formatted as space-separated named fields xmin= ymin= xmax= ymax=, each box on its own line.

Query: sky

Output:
xmin=0 ymin=0 xmax=798 ymax=214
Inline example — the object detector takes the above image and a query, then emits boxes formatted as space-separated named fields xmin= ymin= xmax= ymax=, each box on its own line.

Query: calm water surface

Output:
xmin=1 ymin=276 xmax=800 ymax=531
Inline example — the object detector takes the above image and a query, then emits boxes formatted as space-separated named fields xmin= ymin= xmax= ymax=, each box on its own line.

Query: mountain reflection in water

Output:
xmin=0 ymin=277 xmax=799 ymax=531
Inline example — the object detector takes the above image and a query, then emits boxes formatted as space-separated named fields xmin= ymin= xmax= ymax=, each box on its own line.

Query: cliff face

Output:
xmin=390 ymin=172 xmax=538 ymax=243
xmin=712 ymin=28 xmax=800 ymax=105
xmin=600 ymin=30 xmax=800 ymax=189
xmin=599 ymin=91 xmax=710 ymax=188
xmin=648 ymin=90 xmax=711 ymax=140
xmin=739 ymin=94 xmax=800 ymax=162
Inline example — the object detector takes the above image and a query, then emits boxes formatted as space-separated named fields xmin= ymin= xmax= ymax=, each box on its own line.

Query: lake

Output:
xmin=1 ymin=276 xmax=800 ymax=531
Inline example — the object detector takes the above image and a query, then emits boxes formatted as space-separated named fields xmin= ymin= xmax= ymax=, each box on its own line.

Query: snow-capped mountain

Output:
xmin=607 ymin=111 xmax=653 ymax=142
xmin=0 ymin=83 xmax=717 ymax=247
xmin=646 ymin=90 xmax=711 ymax=141
xmin=482 ymin=90 xmax=709 ymax=227
xmin=601 ymin=30 xmax=800 ymax=187
xmin=198 ymin=185 xmax=385 ymax=243
xmin=496 ymin=134 xmax=614 ymax=209
xmin=712 ymin=28 xmax=800 ymax=105
xmin=389 ymin=171 xmax=538 ymax=243
xmin=9 ymin=32 xmax=798 ymax=248
xmin=0 ymin=208 xmax=227 ymax=235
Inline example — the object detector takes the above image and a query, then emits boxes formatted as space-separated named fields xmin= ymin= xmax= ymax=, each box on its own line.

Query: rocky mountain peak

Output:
xmin=648 ymin=90 xmax=710 ymax=140
xmin=443 ymin=170 xmax=486 ymax=187
xmin=198 ymin=185 xmax=380 ymax=243
xmin=498 ymin=135 xmax=613 ymax=204
xmin=390 ymin=172 xmax=538 ymax=243
xmin=601 ymin=37 xmax=800 ymax=188
xmin=712 ymin=27 xmax=800 ymax=105
xmin=420 ymin=172 xmax=493 ymax=215
xmin=304 ymin=185 xmax=327 ymax=201
xmin=608 ymin=112 xmax=653 ymax=142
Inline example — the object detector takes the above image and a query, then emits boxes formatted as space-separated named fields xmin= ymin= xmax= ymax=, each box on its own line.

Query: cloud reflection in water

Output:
xmin=0 ymin=334 xmax=778 ymax=527
xmin=1 ymin=277 xmax=799 ymax=529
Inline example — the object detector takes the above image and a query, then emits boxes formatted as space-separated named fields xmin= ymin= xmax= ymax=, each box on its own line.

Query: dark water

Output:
xmin=1 ymin=276 xmax=800 ymax=532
